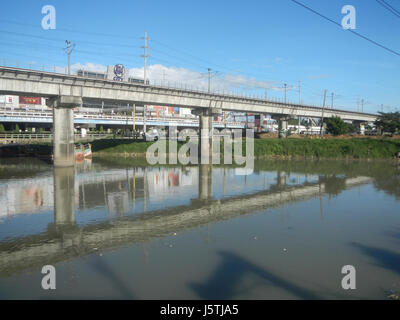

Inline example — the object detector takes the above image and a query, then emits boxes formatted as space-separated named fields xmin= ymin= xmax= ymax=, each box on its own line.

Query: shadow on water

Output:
xmin=189 ymin=250 xmax=320 ymax=300
xmin=85 ymin=255 xmax=136 ymax=299
xmin=351 ymin=242 xmax=400 ymax=276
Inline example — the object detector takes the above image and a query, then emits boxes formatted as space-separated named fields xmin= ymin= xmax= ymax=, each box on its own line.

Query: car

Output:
xmin=143 ymin=129 xmax=165 ymax=141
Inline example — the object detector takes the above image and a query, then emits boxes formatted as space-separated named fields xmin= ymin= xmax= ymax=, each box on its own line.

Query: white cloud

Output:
xmin=54 ymin=62 xmax=107 ymax=74
xmin=130 ymin=64 xmax=279 ymax=92
xmin=56 ymin=62 xmax=281 ymax=93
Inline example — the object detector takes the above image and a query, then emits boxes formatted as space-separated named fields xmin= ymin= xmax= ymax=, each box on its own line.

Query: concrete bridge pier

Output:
xmin=199 ymin=110 xmax=213 ymax=164
xmin=49 ymin=95 xmax=83 ymax=167
xmin=353 ymin=121 xmax=366 ymax=135
xmin=272 ymin=115 xmax=289 ymax=138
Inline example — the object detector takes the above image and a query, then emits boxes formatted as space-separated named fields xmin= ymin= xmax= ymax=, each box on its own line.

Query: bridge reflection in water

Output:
xmin=0 ymin=159 xmax=376 ymax=280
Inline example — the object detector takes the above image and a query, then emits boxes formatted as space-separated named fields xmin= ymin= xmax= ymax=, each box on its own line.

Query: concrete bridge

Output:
xmin=0 ymin=67 xmax=378 ymax=166
xmin=0 ymin=164 xmax=372 ymax=278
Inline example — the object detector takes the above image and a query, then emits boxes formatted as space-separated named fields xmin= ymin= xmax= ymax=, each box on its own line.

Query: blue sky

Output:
xmin=0 ymin=0 xmax=399 ymax=113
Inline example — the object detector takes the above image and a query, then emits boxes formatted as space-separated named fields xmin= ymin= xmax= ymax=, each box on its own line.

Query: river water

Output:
xmin=0 ymin=157 xmax=399 ymax=299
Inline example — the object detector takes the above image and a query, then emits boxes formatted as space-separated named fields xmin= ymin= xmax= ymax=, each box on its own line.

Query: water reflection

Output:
xmin=0 ymin=158 xmax=399 ymax=299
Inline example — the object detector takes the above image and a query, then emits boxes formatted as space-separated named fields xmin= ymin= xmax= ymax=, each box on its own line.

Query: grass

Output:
xmin=253 ymin=137 xmax=400 ymax=159
xmin=10 ymin=137 xmax=398 ymax=160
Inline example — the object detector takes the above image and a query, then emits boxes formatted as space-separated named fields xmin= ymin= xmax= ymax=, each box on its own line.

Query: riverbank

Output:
xmin=91 ymin=137 xmax=400 ymax=160
xmin=1 ymin=137 xmax=399 ymax=160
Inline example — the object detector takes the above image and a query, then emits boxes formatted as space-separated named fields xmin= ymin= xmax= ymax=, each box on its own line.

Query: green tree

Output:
xmin=0 ymin=124 xmax=4 ymax=132
xmin=374 ymin=112 xmax=400 ymax=134
xmin=99 ymin=125 xmax=104 ymax=132
xmin=325 ymin=116 xmax=349 ymax=136
xmin=300 ymin=119 xmax=309 ymax=126
xmin=15 ymin=124 xmax=20 ymax=133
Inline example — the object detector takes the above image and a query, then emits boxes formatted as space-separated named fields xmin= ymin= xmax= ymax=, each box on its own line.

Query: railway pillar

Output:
xmin=199 ymin=110 xmax=213 ymax=164
xmin=48 ymin=96 xmax=82 ymax=167
xmin=272 ymin=115 xmax=289 ymax=138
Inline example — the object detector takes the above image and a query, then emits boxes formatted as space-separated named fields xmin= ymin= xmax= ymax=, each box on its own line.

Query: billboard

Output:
xmin=20 ymin=97 xmax=42 ymax=105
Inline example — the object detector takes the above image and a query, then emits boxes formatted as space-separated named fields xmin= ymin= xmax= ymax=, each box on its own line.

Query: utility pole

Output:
xmin=142 ymin=32 xmax=150 ymax=137
xmin=284 ymin=83 xmax=287 ymax=103
xmin=143 ymin=105 xmax=147 ymax=134
xmin=320 ymin=89 xmax=327 ymax=136
xmin=361 ymin=99 xmax=364 ymax=112
xmin=142 ymin=32 xmax=150 ymax=84
xmin=208 ymin=68 xmax=211 ymax=93
xmin=265 ymin=88 xmax=268 ymax=100
xmin=64 ymin=40 xmax=74 ymax=75
xmin=331 ymin=92 xmax=334 ymax=109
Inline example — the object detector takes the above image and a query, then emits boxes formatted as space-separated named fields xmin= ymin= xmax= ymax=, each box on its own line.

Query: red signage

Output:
xmin=19 ymin=96 xmax=41 ymax=105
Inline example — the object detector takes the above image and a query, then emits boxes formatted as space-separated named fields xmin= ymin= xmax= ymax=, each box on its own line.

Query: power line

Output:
xmin=375 ymin=0 xmax=400 ymax=19
xmin=0 ymin=19 xmax=141 ymax=40
xmin=289 ymin=0 xmax=400 ymax=57
xmin=0 ymin=29 xmax=141 ymax=50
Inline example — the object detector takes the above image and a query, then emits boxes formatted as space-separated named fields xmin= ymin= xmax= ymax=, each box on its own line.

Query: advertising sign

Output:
xmin=19 ymin=97 xmax=42 ymax=105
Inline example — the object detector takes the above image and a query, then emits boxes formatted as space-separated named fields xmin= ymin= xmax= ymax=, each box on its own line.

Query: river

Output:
xmin=0 ymin=157 xmax=399 ymax=299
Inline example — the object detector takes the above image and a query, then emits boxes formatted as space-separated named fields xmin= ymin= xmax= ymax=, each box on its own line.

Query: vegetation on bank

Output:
xmin=253 ymin=138 xmax=400 ymax=159
xmin=90 ymin=137 xmax=400 ymax=159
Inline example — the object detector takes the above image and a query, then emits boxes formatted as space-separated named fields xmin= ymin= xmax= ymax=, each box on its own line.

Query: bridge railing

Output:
xmin=0 ymin=133 xmax=114 ymax=141
xmin=0 ymin=108 xmax=247 ymax=127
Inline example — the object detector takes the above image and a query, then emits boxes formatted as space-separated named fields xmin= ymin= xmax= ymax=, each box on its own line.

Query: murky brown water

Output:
xmin=0 ymin=158 xmax=399 ymax=299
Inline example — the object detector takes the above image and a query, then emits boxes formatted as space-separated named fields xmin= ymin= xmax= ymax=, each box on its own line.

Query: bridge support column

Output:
xmin=352 ymin=121 xmax=367 ymax=135
xmin=50 ymin=96 xmax=82 ymax=167
xmin=272 ymin=115 xmax=289 ymax=138
xmin=359 ymin=122 xmax=366 ymax=135
xmin=199 ymin=111 xmax=213 ymax=164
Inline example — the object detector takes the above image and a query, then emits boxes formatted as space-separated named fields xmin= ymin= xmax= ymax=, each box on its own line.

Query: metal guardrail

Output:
xmin=0 ymin=133 xmax=113 ymax=141
xmin=0 ymin=109 xmax=246 ymax=127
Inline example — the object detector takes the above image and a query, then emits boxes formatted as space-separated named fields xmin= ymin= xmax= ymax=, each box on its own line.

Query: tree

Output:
xmin=300 ymin=119 xmax=309 ymax=126
xmin=0 ymin=124 xmax=4 ymax=132
xmin=374 ymin=111 xmax=400 ymax=134
xmin=325 ymin=116 xmax=349 ymax=136
xmin=15 ymin=124 xmax=20 ymax=133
